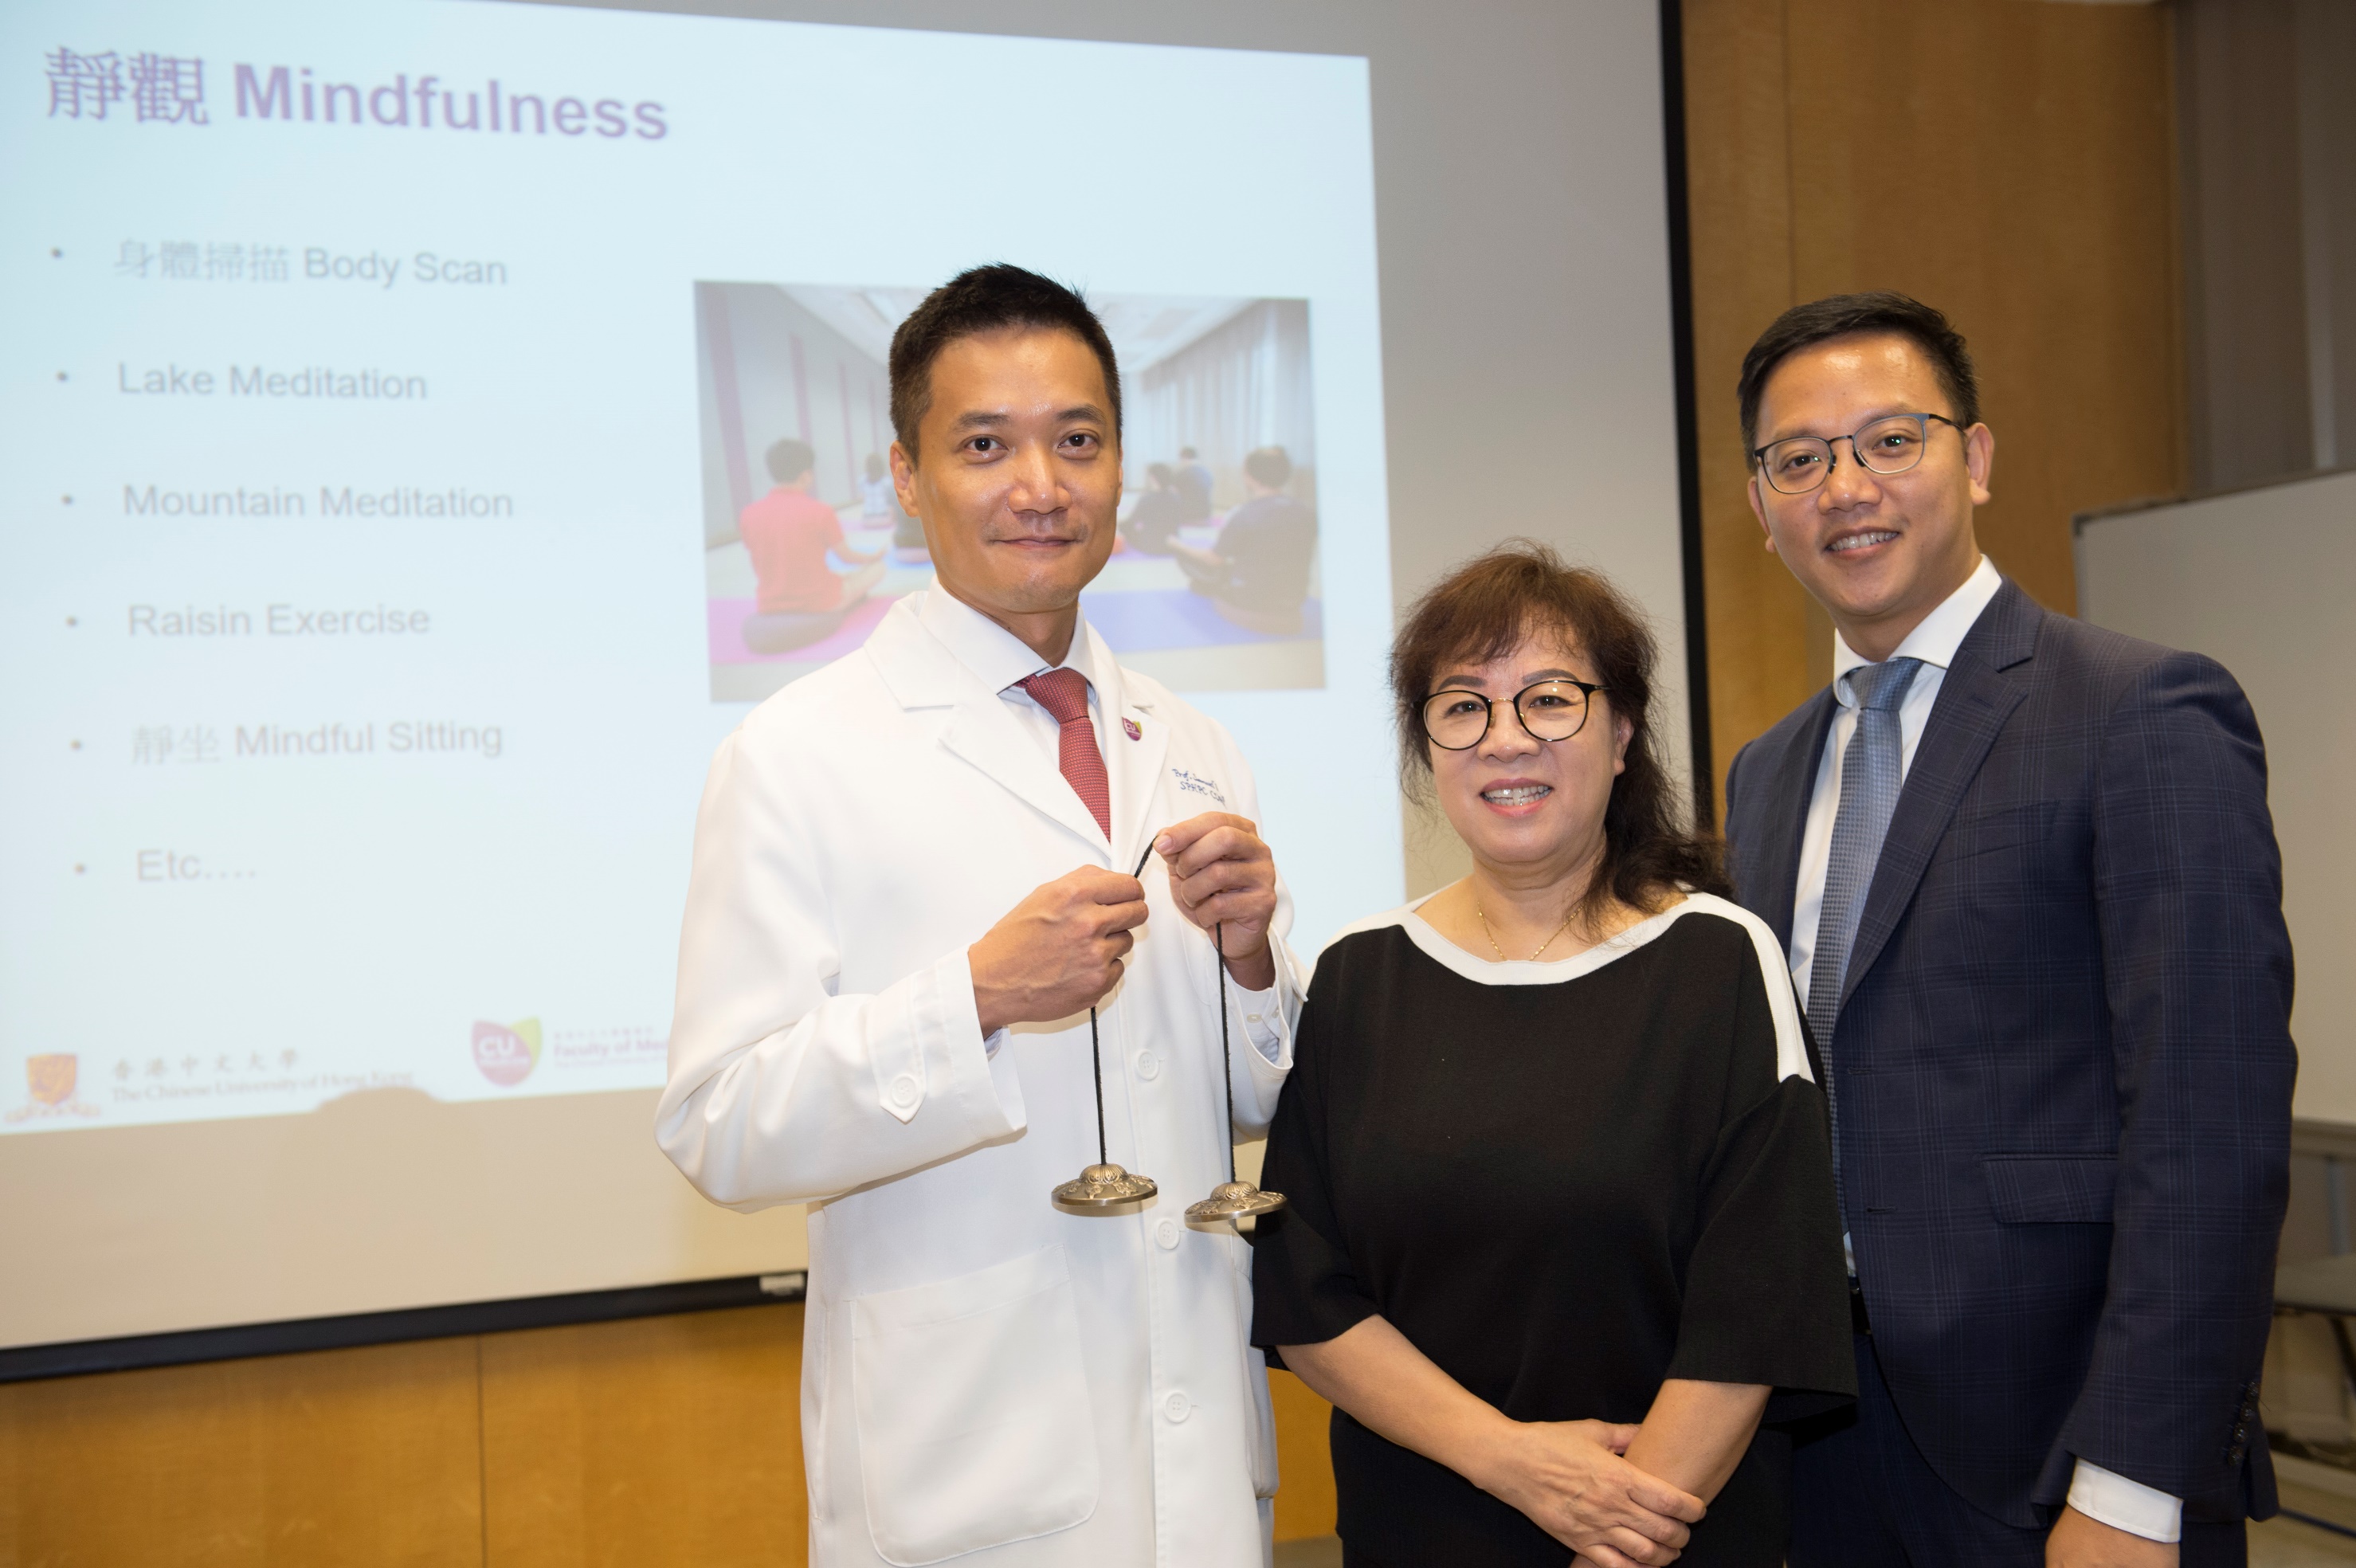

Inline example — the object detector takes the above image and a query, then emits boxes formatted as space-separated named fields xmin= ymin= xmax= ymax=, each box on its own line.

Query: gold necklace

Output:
xmin=1476 ymin=900 xmax=1578 ymax=962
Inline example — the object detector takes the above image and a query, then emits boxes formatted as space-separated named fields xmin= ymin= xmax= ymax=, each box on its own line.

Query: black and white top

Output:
xmin=1251 ymin=892 xmax=1856 ymax=1567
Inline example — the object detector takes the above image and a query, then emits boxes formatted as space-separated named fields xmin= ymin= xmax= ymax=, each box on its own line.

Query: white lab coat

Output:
xmin=659 ymin=592 xmax=1301 ymax=1568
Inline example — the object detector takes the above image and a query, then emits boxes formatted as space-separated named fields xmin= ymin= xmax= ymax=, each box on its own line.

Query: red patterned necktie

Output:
xmin=1017 ymin=668 xmax=1111 ymax=840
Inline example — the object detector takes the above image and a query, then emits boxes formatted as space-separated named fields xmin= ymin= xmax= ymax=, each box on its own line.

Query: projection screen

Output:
xmin=0 ymin=0 xmax=1692 ymax=1354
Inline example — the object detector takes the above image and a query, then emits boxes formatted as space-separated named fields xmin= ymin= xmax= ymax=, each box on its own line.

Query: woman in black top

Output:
xmin=1252 ymin=546 xmax=1852 ymax=1567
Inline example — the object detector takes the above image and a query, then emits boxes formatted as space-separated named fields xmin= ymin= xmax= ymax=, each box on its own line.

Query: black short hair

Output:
xmin=888 ymin=265 xmax=1121 ymax=461
xmin=1243 ymin=446 xmax=1292 ymax=489
xmin=1179 ymin=446 xmax=1198 ymax=461
xmin=1737 ymin=292 xmax=1980 ymax=460
xmin=1147 ymin=461 xmax=1173 ymax=486
xmin=766 ymin=437 xmax=816 ymax=484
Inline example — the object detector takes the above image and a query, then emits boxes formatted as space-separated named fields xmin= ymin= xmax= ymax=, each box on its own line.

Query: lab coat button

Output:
xmin=1156 ymin=1219 xmax=1180 ymax=1250
xmin=887 ymin=1073 xmax=919 ymax=1109
xmin=1135 ymin=1050 xmax=1160 ymax=1080
xmin=1163 ymin=1391 xmax=1190 ymax=1422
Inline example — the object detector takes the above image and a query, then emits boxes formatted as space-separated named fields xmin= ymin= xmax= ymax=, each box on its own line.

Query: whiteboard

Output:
xmin=2076 ymin=468 xmax=2356 ymax=1122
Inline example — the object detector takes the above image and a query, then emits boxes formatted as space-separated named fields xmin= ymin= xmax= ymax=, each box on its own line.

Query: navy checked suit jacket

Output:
xmin=1723 ymin=579 xmax=2295 ymax=1529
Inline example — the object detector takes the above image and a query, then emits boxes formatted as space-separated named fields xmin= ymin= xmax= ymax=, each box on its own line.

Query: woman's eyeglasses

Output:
xmin=1421 ymin=680 xmax=1605 ymax=751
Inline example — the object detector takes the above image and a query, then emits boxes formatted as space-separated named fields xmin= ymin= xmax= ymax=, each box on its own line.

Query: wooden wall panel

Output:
xmin=1268 ymin=1370 xmax=1337 ymax=1542
xmin=0 ymin=1338 xmax=483 ymax=1568
xmin=1683 ymin=0 xmax=2185 ymax=801
xmin=480 ymin=1306 xmax=806 ymax=1568
xmin=1680 ymin=0 xmax=1824 ymax=815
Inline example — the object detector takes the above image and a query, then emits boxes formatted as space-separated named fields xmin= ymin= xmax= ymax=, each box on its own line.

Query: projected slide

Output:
xmin=0 ymin=2 xmax=1393 ymax=1135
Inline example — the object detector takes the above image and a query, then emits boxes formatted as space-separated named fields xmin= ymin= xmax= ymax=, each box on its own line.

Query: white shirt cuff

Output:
xmin=2068 ymin=1458 xmax=2182 ymax=1543
xmin=1230 ymin=980 xmax=1286 ymax=1064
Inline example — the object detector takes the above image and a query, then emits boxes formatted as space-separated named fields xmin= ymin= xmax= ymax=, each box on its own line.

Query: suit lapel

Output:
xmin=1839 ymin=583 xmax=2043 ymax=1011
xmin=1755 ymin=692 xmax=1837 ymax=955
xmin=1090 ymin=629 xmax=1173 ymax=878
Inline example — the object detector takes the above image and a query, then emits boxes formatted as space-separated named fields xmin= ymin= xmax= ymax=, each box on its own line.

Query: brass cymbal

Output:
xmin=1184 ymin=1180 xmax=1287 ymax=1228
xmin=1052 ymin=1162 xmax=1159 ymax=1213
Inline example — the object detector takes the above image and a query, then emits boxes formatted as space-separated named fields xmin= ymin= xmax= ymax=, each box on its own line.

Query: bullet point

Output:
xmin=69 ymin=739 xmax=80 ymax=750
xmin=56 ymin=370 xmax=67 ymax=382
xmin=73 ymin=864 xmax=85 ymax=875
xmin=61 ymin=495 xmax=73 ymax=505
xmin=65 ymin=616 xmax=76 ymax=627
xmin=51 ymin=248 xmax=62 ymax=259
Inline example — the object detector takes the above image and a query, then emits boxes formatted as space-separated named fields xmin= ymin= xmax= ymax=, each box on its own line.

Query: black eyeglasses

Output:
xmin=1421 ymin=680 xmax=1605 ymax=751
xmin=1751 ymin=412 xmax=1961 ymax=496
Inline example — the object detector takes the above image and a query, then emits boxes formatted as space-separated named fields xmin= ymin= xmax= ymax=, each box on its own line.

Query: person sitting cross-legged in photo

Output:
xmin=1120 ymin=461 xmax=1190 ymax=556
xmin=1172 ymin=445 xmax=1318 ymax=636
xmin=738 ymin=437 xmax=886 ymax=653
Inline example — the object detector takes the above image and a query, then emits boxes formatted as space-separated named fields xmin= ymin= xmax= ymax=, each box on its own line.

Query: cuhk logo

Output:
xmin=471 ymin=1018 xmax=541 ymax=1086
xmin=6 ymin=1051 xmax=100 ymax=1123
xmin=27 ymin=1053 xmax=77 ymax=1105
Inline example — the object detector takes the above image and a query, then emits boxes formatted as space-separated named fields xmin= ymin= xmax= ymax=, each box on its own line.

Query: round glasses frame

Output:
xmin=1750 ymin=411 xmax=1962 ymax=496
xmin=1421 ymin=680 xmax=1606 ymax=751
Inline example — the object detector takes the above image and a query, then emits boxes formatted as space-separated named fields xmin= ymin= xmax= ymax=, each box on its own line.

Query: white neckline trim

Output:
xmin=1331 ymin=890 xmax=1813 ymax=1084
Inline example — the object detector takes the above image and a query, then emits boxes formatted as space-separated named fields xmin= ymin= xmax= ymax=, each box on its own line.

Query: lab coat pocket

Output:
xmin=850 ymin=1245 xmax=1099 ymax=1565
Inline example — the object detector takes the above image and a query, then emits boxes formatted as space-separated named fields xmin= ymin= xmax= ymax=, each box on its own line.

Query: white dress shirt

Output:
xmin=919 ymin=590 xmax=1285 ymax=1064
xmin=1784 ymin=555 xmax=2179 ymax=1543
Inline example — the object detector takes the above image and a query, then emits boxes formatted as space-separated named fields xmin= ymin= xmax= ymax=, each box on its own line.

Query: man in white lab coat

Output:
xmin=659 ymin=265 xmax=1302 ymax=1568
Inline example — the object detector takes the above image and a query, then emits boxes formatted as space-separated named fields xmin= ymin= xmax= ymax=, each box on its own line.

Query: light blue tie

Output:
xmin=1807 ymin=657 xmax=1923 ymax=1225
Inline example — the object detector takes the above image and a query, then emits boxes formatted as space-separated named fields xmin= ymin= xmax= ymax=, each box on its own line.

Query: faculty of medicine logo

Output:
xmin=471 ymin=1019 xmax=543 ymax=1087
xmin=6 ymin=1053 xmax=102 ymax=1123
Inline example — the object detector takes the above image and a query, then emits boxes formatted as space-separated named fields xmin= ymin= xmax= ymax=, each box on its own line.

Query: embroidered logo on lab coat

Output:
xmin=1171 ymin=767 xmax=1225 ymax=804
xmin=1123 ymin=718 xmax=1143 ymax=741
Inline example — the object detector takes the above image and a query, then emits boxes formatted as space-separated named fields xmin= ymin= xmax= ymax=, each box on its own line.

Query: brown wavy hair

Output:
xmin=1390 ymin=541 xmax=1729 ymax=925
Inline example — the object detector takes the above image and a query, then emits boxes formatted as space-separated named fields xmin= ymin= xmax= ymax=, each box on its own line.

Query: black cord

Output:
xmin=1216 ymin=921 xmax=1235 ymax=1183
xmin=1089 ymin=1006 xmax=1106 ymax=1166
xmin=1091 ymin=837 xmax=1156 ymax=1170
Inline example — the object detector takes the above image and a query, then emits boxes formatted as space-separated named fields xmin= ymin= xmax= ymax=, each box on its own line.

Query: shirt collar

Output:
xmin=1830 ymin=555 xmax=2003 ymax=705
xmin=915 ymin=586 xmax=1102 ymax=699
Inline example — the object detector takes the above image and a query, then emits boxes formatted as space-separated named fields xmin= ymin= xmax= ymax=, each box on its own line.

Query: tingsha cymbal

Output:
xmin=1053 ymin=1162 xmax=1159 ymax=1213
xmin=1185 ymin=1180 xmax=1287 ymax=1228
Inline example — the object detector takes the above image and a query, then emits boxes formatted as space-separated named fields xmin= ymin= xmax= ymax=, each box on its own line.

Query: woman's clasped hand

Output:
xmin=1468 ymin=1417 xmax=1705 ymax=1566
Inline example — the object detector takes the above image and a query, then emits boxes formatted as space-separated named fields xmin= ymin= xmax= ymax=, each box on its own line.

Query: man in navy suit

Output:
xmin=1720 ymin=292 xmax=2294 ymax=1567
